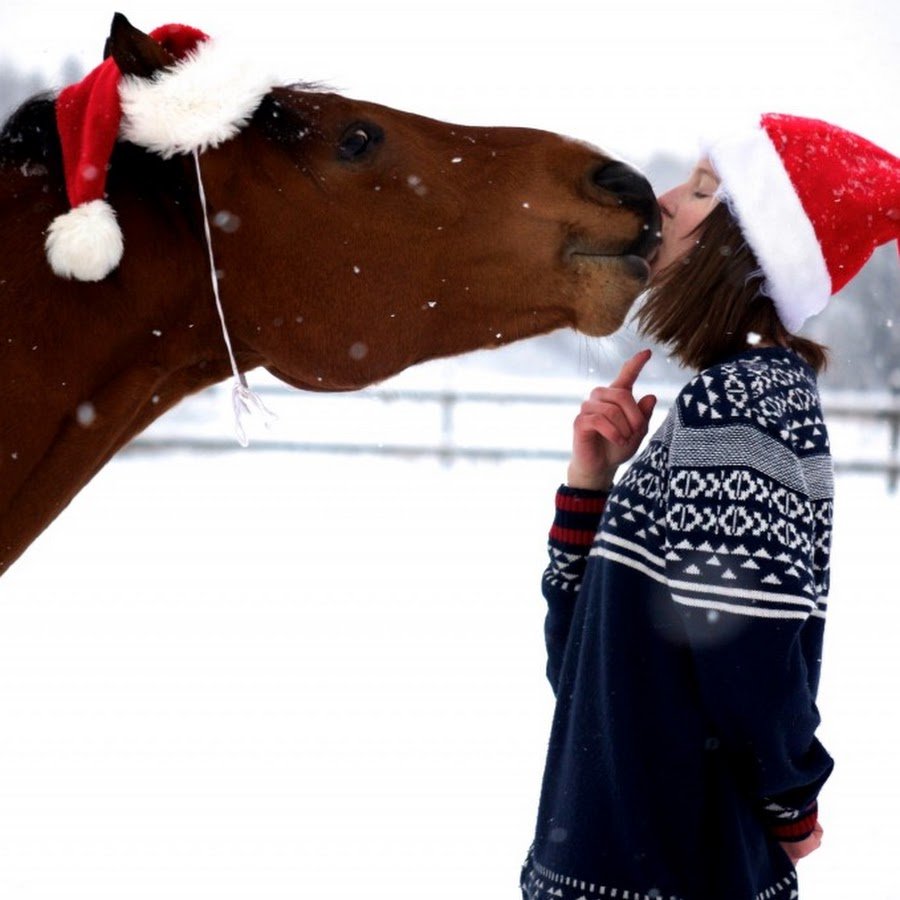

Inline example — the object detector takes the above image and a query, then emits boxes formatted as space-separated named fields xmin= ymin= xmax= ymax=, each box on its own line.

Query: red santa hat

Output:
xmin=705 ymin=113 xmax=900 ymax=332
xmin=46 ymin=23 xmax=276 ymax=281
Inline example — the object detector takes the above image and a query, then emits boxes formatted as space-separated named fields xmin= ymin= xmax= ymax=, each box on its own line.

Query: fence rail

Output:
xmin=127 ymin=384 xmax=900 ymax=491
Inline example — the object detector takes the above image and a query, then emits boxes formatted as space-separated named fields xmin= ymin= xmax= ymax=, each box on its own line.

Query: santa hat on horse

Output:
xmin=705 ymin=113 xmax=900 ymax=332
xmin=46 ymin=16 xmax=275 ymax=281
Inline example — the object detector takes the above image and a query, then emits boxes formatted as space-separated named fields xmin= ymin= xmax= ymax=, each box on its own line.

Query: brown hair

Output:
xmin=636 ymin=203 xmax=828 ymax=373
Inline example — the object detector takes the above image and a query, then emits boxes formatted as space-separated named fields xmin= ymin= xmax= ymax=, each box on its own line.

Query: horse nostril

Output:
xmin=591 ymin=160 xmax=661 ymax=256
xmin=592 ymin=161 xmax=642 ymax=198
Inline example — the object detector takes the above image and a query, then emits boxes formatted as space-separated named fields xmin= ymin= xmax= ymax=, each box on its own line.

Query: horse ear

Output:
xmin=105 ymin=12 xmax=175 ymax=77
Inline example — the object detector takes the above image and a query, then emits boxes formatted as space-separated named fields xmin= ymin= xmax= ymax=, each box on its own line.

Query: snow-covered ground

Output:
xmin=1 ymin=360 xmax=898 ymax=899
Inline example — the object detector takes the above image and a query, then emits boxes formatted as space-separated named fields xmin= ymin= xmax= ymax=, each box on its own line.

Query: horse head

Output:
xmin=0 ymin=13 xmax=659 ymax=571
xmin=99 ymin=14 xmax=659 ymax=389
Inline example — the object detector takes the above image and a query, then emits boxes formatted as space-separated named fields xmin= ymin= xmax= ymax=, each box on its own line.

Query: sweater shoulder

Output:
xmin=674 ymin=349 xmax=828 ymax=457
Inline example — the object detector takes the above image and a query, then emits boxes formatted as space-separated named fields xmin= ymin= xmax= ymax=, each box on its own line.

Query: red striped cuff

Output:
xmin=548 ymin=486 xmax=608 ymax=549
xmin=768 ymin=805 xmax=819 ymax=842
xmin=549 ymin=524 xmax=600 ymax=546
xmin=556 ymin=488 xmax=609 ymax=514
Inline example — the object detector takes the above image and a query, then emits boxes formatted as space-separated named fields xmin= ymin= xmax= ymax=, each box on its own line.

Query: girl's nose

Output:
xmin=657 ymin=189 xmax=676 ymax=218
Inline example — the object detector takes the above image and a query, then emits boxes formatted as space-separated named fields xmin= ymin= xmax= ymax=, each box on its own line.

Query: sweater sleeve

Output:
xmin=664 ymin=367 xmax=835 ymax=842
xmin=541 ymin=485 xmax=608 ymax=695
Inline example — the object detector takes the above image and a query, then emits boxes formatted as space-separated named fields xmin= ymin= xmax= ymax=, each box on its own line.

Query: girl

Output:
xmin=522 ymin=113 xmax=899 ymax=900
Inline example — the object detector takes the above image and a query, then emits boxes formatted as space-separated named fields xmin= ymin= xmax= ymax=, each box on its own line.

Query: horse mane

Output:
xmin=0 ymin=92 xmax=63 ymax=172
xmin=0 ymin=82 xmax=324 ymax=181
xmin=251 ymin=83 xmax=325 ymax=143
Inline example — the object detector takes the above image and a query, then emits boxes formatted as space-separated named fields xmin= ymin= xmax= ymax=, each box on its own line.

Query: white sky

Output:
xmin=2 ymin=0 xmax=897 ymax=166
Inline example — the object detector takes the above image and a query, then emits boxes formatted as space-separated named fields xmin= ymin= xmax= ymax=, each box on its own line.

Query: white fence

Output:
xmin=128 ymin=381 xmax=900 ymax=491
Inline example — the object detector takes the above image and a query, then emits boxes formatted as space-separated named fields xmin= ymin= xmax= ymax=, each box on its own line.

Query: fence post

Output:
xmin=439 ymin=390 xmax=456 ymax=466
xmin=889 ymin=370 xmax=900 ymax=494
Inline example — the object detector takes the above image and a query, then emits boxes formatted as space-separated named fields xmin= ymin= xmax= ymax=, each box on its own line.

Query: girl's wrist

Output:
xmin=566 ymin=464 xmax=616 ymax=492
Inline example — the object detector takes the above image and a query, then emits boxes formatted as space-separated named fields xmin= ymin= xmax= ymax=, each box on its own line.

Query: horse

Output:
xmin=0 ymin=13 xmax=660 ymax=576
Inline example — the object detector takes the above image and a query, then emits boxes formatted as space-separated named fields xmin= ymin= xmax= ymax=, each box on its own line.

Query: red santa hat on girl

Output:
xmin=46 ymin=21 xmax=276 ymax=281
xmin=705 ymin=113 xmax=899 ymax=332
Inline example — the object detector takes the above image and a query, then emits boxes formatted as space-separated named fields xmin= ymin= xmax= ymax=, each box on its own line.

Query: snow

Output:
xmin=0 ymin=364 xmax=898 ymax=899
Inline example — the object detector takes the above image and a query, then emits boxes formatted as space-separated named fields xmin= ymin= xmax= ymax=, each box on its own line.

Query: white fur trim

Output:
xmin=706 ymin=126 xmax=832 ymax=332
xmin=45 ymin=199 xmax=124 ymax=281
xmin=119 ymin=37 xmax=276 ymax=158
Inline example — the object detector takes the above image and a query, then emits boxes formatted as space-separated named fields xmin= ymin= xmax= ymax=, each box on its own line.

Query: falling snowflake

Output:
xmin=76 ymin=402 xmax=96 ymax=426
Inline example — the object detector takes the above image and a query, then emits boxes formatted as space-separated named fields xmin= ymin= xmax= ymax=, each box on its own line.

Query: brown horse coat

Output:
xmin=0 ymin=15 xmax=659 ymax=574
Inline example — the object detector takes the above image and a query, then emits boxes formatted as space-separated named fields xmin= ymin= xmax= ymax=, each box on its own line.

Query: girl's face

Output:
xmin=650 ymin=158 xmax=720 ymax=277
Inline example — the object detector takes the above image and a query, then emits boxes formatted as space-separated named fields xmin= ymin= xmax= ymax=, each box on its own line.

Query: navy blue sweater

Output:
xmin=522 ymin=348 xmax=834 ymax=900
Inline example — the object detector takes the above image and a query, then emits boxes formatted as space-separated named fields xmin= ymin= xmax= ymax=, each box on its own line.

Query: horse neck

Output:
xmin=0 ymin=175 xmax=253 ymax=574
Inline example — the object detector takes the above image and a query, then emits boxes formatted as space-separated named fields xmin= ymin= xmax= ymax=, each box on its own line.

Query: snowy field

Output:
xmin=1 ymin=360 xmax=898 ymax=900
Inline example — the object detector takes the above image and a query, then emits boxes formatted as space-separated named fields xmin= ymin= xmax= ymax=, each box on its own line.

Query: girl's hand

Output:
xmin=781 ymin=822 xmax=824 ymax=864
xmin=566 ymin=349 xmax=657 ymax=491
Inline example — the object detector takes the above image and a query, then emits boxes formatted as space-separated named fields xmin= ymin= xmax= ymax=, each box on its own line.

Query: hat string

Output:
xmin=192 ymin=148 xmax=276 ymax=447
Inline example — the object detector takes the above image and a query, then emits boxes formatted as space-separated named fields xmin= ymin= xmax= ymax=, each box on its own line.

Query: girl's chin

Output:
xmin=648 ymin=257 xmax=669 ymax=280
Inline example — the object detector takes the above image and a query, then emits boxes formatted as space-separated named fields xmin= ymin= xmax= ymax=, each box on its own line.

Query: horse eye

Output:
xmin=337 ymin=122 xmax=383 ymax=161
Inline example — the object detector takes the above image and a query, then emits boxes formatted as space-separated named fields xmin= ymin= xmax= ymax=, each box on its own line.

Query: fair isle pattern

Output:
xmin=543 ymin=491 xmax=608 ymax=594
xmin=545 ymin=546 xmax=589 ymax=593
xmin=522 ymin=856 xmax=799 ymax=900
xmin=764 ymin=799 xmax=820 ymax=842
xmin=592 ymin=352 xmax=832 ymax=622
xmin=755 ymin=871 xmax=800 ymax=900
xmin=523 ymin=856 xmax=684 ymax=900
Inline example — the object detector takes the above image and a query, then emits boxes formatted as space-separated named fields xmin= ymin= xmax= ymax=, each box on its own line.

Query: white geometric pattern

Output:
xmin=522 ymin=853 xmax=799 ymax=900
xmin=545 ymin=547 xmax=591 ymax=593
xmin=589 ymin=352 xmax=833 ymax=621
xmin=523 ymin=855 xmax=685 ymax=900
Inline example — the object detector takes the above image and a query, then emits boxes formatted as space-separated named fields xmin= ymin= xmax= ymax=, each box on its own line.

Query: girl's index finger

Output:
xmin=610 ymin=349 xmax=653 ymax=391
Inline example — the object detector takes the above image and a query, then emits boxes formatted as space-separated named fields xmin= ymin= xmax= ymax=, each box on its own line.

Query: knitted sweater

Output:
xmin=522 ymin=348 xmax=834 ymax=900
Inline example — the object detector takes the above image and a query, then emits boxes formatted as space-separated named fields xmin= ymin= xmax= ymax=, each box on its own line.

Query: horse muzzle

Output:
xmin=589 ymin=160 xmax=662 ymax=262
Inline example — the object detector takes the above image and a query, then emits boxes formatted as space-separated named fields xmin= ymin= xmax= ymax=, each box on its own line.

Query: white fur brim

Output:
xmin=705 ymin=126 xmax=832 ymax=332
xmin=119 ymin=37 xmax=277 ymax=158
xmin=45 ymin=199 xmax=124 ymax=281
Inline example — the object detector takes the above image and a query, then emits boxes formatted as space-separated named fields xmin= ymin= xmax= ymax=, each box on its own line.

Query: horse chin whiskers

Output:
xmin=564 ymin=232 xmax=628 ymax=260
xmin=566 ymin=258 xmax=650 ymax=338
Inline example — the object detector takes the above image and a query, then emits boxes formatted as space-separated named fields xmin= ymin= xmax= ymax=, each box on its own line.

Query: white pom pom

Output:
xmin=45 ymin=199 xmax=124 ymax=281
xmin=120 ymin=38 xmax=275 ymax=158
